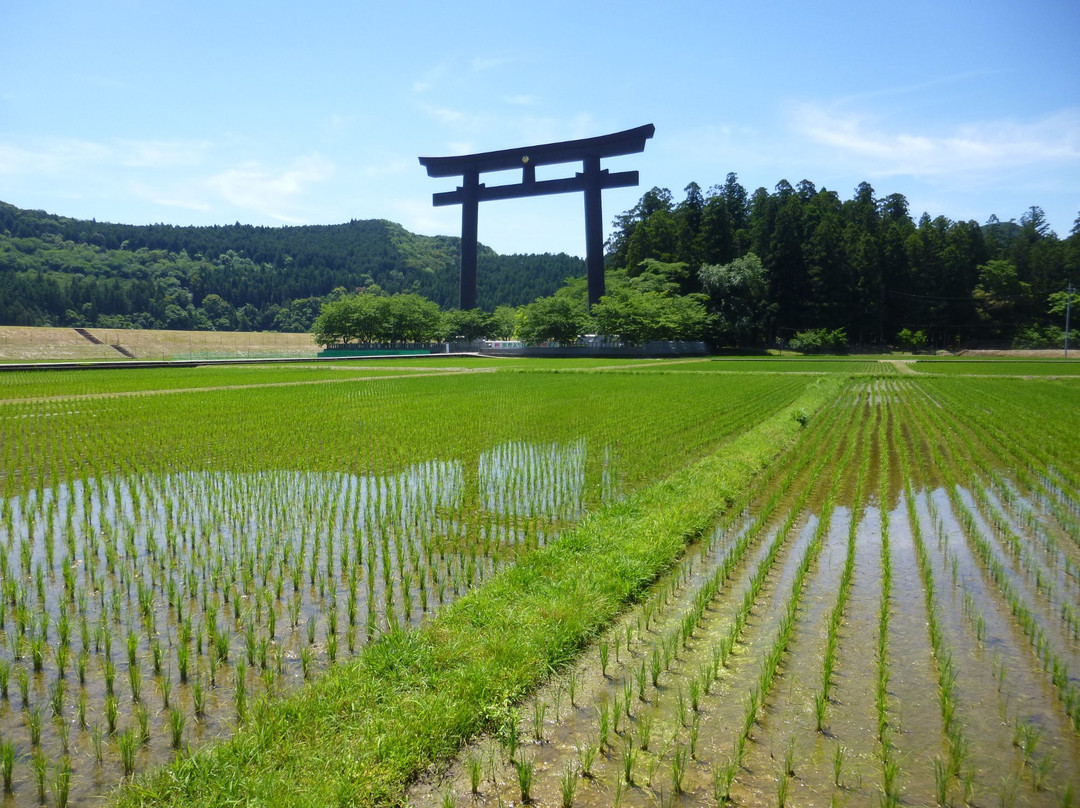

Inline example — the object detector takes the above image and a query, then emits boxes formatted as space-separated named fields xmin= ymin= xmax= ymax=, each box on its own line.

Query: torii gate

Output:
xmin=419 ymin=123 xmax=654 ymax=310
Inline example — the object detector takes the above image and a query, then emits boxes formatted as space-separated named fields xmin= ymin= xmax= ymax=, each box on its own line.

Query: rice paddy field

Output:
xmin=0 ymin=355 xmax=1077 ymax=807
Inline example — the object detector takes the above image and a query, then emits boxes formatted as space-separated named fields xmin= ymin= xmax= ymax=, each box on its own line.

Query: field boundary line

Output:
xmin=0 ymin=367 xmax=495 ymax=406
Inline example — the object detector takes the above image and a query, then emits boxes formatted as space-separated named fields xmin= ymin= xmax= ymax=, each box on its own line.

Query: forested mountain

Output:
xmin=603 ymin=177 xmax=1079 ymax=348
xmin=0 ymin=202 xmax=583 ymax=330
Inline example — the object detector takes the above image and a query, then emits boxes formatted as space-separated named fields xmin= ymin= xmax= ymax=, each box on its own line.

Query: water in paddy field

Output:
xmin=407 ymin=417 xmax=1080 ymax=808
xmin=0 ymin=438 xmax=603 ymax=807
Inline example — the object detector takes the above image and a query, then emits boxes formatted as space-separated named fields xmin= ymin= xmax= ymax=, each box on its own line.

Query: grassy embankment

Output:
xmin=113 ymin=377 xmax=841 ymax=807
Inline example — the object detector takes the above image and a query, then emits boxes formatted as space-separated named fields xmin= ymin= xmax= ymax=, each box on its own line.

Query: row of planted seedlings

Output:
xmin=921 ymin=379 xmax=1080 ymax=642
xmin=893 ymin=379 xmax=1080 ymax=804
xmin=0 ymin=432 xmax=601 ymax=807
xmin=413 ymin=376 xmax=1080 ymax=808
xmin=409 ymin=379 xmax=866 ymax=808
xmin=0 ymin=372 xmax=811 ymax=803
xmin=906 ymin=382 xmax=1080 ymax=731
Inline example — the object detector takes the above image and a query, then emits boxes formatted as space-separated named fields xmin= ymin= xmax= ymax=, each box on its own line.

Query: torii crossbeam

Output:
xmin=419 ymin=123 xmax=655 ymax=310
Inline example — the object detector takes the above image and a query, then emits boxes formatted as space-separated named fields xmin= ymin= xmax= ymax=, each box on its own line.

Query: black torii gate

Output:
xmin=419 ymin=123 xmax=654 ymax=310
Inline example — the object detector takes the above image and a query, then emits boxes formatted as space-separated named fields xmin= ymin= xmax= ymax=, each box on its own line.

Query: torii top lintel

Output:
xmin=418 ymin=123 xmax=655 ymax=178
xmin=419 ymin=124 xmax=655 ymax=311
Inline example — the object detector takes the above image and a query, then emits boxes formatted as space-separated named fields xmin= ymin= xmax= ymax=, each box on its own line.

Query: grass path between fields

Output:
xmin=113 ymin=377 xmax=843 ymax=808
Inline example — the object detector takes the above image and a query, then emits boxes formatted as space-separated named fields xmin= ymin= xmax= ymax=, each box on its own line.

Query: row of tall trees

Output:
xmin=606 ymin=176 xmax=1079 ymax=347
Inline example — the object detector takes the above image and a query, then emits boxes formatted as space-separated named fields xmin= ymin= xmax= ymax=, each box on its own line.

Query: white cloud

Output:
xmin=471 ymin=56 xmax=505 ymax=72
xmin=205 ymin=153 xmax=335 ymax=223
xmin=0 ymin=137 xmax=210 ymax=175
xmin=789 ymin=103 xmax=1080 ymax=180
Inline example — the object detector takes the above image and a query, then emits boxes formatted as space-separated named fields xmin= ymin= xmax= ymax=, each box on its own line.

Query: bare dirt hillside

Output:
xmin=0 ymin=326 xmax=319 ymax=362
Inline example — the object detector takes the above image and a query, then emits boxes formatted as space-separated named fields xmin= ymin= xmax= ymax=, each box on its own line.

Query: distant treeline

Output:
xmin=0 ymin=202 xmax=583 ymax=330
xmin=605 ymin=176 xmax=1079 ymax=348
xmin=3 ymin=177 xmax=1078 ymax=349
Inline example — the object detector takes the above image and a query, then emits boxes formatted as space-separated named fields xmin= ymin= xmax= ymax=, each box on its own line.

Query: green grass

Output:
xmin=112 ymin=377 xmax=840 ymax=807
xmin=0 ymin=363 xmax=434 ymax=400
xmin=910 ymin=358 xmax=1080 ymax=376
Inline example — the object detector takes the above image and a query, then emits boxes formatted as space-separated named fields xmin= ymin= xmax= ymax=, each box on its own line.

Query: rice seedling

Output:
xmin=620 ymin=736 xmax=636 ymax=784
xmin=713 ymin=756 xmax=736 ymax=804
xmin=0 ymin=741 xmax=12 ymax=791
xmin=27 ymin=703 xmax=42 ymax=745
xmin=596 ymin=700 xmax=611 ymax=750
xmin=31 ymin=751 xmax=48 ymax=802
xmin=559 ymin=761 xmax=578 ymax=808
xmin=52 ymin=756 xmax=72 ymax=808
xmin=467 ymin=752 xmax=482 ymax=795
xmin=169 ymin=707 xmax=186 ymax=749
xmin=135 ymin=703 xmax=149 ymax=742
xmin=577 ymin=742 xmax=598 ymax=779
xmin=670 ymin=746 xmax=687 ymax=795
xmin=513 ymin=753 xmax=534 ymax=803
xmin=118 ymin=727 xmax=138 ymax=776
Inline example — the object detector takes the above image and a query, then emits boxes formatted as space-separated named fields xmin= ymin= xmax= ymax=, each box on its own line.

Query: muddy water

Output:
xmin=884 ymin=493 xmax=947 ymax=804
xmin=818 ymin=505 xmax=883 ymax=803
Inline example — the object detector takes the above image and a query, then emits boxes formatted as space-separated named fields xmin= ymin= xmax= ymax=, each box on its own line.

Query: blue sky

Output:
xmin=1 ymin=0 xmax=1077 ymax=257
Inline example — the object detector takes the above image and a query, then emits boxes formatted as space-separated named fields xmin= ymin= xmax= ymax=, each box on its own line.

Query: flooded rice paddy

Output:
xmin=410 ymin=379 xmax=1080 ymax=808
xmin=0 ymin=440 xmax=599 ymax=806
xmin=0 ymin=365 xmax=1078 ymax=806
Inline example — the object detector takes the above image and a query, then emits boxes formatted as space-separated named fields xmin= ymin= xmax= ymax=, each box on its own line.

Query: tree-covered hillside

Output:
xmin=0 ymin=202 xmax=583 ymax=330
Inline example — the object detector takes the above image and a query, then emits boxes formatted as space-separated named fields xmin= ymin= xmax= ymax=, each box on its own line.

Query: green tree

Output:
xmin=699 ymin=253 xmax=772 ymax=346
xmin=517 ymin=295 xmax=588 ymax=345
xmin=442 ymin=308 xmax=492 ymax=341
